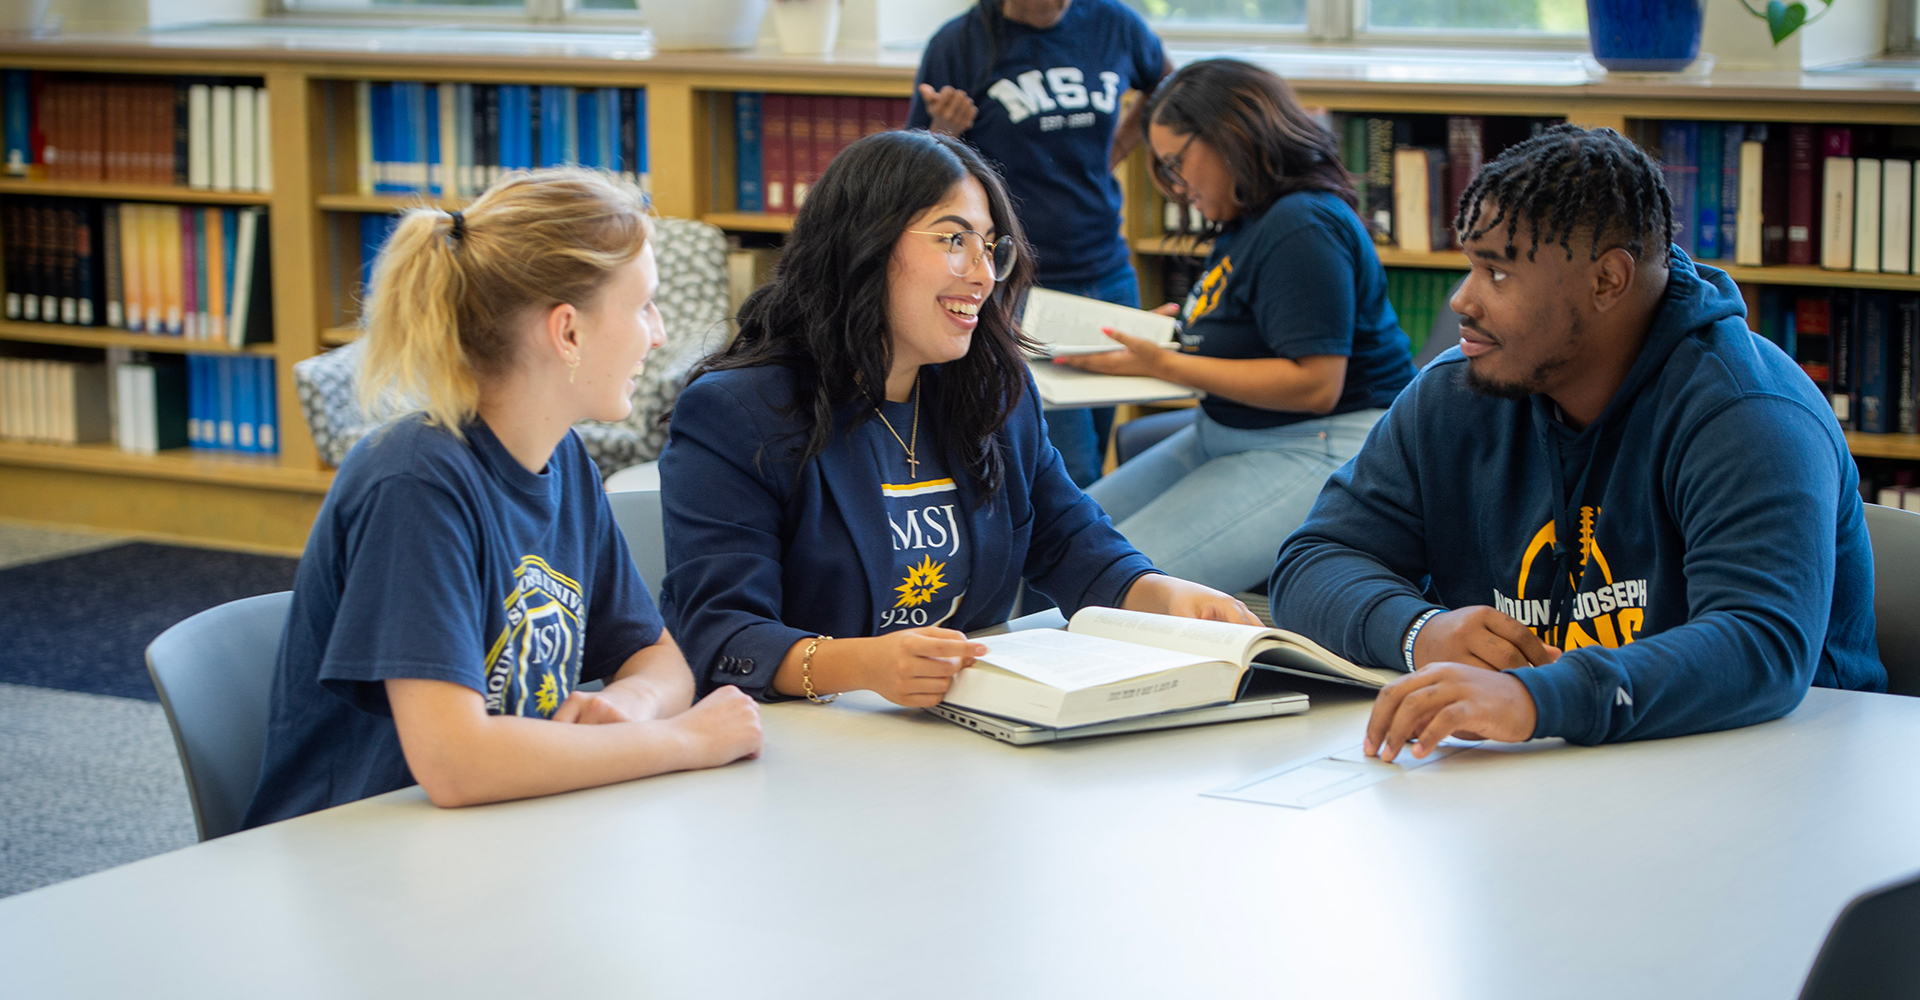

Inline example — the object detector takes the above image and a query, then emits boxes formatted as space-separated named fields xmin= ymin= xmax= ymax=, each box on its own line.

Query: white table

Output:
xmin=4 ymin=685 xmax=1919 ymax=999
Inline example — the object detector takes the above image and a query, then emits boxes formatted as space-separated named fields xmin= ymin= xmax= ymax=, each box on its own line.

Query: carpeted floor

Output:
xmin=0 ymin=523 xmax=298 ymax=898
xmin=0 ymin=540 xmax=299 ymax=701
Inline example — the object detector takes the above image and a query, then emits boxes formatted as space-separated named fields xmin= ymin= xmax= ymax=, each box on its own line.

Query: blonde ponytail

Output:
xmin=358 ymin=167 xmax=653 ymax=436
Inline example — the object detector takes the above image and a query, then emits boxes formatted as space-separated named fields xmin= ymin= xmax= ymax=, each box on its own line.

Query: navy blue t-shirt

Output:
xmin=910 ymin=0 xmax=1164 ymax=286
xmin=867 ymin=397 xmax=971 ymax=633
xmin=242 ymin=416 xmax=663 ymax=828
xmin=1184 ymin=190 xmax=1416 ymax=429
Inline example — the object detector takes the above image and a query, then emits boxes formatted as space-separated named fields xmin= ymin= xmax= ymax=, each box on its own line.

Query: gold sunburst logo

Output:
xmin=534 ymin=673 xmax=560 ymax=716
xmin=894 ymin=556 xmax=947 ymax=608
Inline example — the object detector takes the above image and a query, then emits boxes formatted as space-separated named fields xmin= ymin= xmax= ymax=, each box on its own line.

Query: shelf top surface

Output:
xmin=0 ymin=28 xmax=1916 ymax=101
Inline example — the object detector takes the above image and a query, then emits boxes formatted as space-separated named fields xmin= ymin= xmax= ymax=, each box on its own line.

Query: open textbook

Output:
xmin=943 ymin=607 xmax=1400 ymax=728
xmin=1026 ymin=360 xmax=1198 ymax=408
xmin=1020 ymin=287 xmax=1180 ymax=356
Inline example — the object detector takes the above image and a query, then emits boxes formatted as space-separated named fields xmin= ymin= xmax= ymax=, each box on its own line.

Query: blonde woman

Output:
xmin=244 ymin=169 xmax=760 ymax=828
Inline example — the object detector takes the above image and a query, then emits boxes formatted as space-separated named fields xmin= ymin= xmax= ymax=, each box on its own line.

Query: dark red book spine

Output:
xmin=812 ymin=97 xmax=835 ymax=198
xmin=788 ymin=95 xmax=816 ymax=210
xmin=1444 ymin=116 xmax=1483 ymax=249
xmin=861 ymin=97 xmax=890 ymax=137
xmin=1787 ymin=124 xmax=1815 ymax=266
xmin=762 ymin=93 xmax=790 ymax=214
xmin=835 ymin=95 xmax=861 ymax=166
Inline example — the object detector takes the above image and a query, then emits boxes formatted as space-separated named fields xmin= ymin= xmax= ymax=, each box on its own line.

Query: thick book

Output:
xmin=1822 ymin=154 xmax=1856 ymax=271
xmin=1392 ymin=147 xmax=1435 ymax=253
xmin=1735 ymin=139 xmax=1765 ymax=265
xmin=1697 ymin=121 xmax=1722 ymax=259
xmin=1901 ymin=296 xmax=1920 ymax=438
xmin=1788 ymin=124 xmax=1817 ymax=265
xmin=1025 ymin=361 xmax=1195 ymax=408
xmin=1762 ymin=126 xmax=1789 ymax=264
xmin=1365 ymin=117 xmax=1395 ymax=241
xmin=4 ymin=70 xmax=27 ymax=176
xmin=187 ymin=83 xmax=211 ymax=189
xmin=790 ymin=95 xmax=816 ymax=209
xmin=1795 ymin=294 xmax=1833 ymax=394
xmin=256 ymin=356 xmax=277 ymax=453
xmin=1720 ymin=123 xmax=1744 ymax=255
xmin=227 ymin=208 xmax=272 ymax=348
xmin=1021 ymin=287 xmax=1179 ymax=355
xmin=945 ymin=607 xmax=1395 ymax=729
xmin=1855 ymin=158 xmax=1882 ymax=273
xmin=734 ymin=92 xmax=763 ymax=212
xmin=1444 ymin=116 xmax=1483 ymax=247
xmin=233 ymin=84 xmax=256 ymax=193
xmin=210 ymin=85 xmax=234 ymax=193
xmin=253 ymin=86 xmax=272 ymax=194
xmin=1885 ymin=159 xmax=1913 ymax=275
xmin=1661 ymin=121 xmax=1699 ymax=256
xmin=763 ymin=93 xmax=790 ymax=214
xmin=1832 ymin=288 xmax=1858 ymax=424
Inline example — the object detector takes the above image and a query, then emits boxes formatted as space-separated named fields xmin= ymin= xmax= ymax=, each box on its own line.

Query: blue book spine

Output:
xmin=541 ymin=85 xmax=566 ymax=168
xmin=527 ymin=85 xmax=542 ymax=168
xmin=563 ymin=86 xmax=579 ymax=166
xmin=1860 ymin=292 xmax=1890 ymax=434
xmin=1696 ymin=122 xmax=1721 ymax=259
xmin=600 ymin=88 xmax=618 ymax=173
xmin=1659 ymin=121 xmax=1699 ymax=257
xmin=410 ymin=82 xmax=429 ymax=193
xmin=235 ymin=353 xmax=257 ymax=453
xmin=618 ymin=89 xmax=637 ymax=187
xmin=577 ymin=88 xmax=597 ymax=170
xmin=370 ymin=83 xmax=388 ymax=193
xmin=1720 ymin=123 xmax=1744 ymax=255
xmin=215 ymin=355 xmax=236 ymax=449
xmin=221 ymin=209 xmax=238 ymax=321
xmin=735 ymin=92 xmax=763 ymax=212
xmin=257 ymin=358 xmax=278 ymax=454
xmin=425 ymin=84 xmax=442 ymax=197
xmin=505 ymin=85 xmax=528 ymax=170
xmin=186 ymin=355 xmax=203 ymax=448
xmin=636 ymin=88 xmax=648 ymax=186
xmin=4 ymin=70 xmax=28 ymax=177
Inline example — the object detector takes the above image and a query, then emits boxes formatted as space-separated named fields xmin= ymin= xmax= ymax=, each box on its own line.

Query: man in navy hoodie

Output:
xmin=1270 ymin=125 xmax=1884 ymax=762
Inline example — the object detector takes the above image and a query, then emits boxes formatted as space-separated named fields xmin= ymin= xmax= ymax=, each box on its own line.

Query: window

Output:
xmin=1122 ymin=0 xmax=1587 ymax=41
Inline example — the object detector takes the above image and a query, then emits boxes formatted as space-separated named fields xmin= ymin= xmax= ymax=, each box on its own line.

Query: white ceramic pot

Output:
xmin=639 ymin=0 xmax=770 ymax=51
xmin=770 ymin=0 xmax=842 ymax=55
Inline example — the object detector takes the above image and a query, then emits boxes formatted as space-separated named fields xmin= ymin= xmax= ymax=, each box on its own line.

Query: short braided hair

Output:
xmin=1454 ymin=124 xmax=1673 ymax=268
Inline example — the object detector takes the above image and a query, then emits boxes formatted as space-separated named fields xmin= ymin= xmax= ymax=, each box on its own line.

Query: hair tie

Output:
xmin=447 ymin=210 xmax=466 ymax=244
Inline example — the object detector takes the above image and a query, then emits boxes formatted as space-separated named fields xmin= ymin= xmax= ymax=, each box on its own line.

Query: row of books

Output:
xmin=1756 ymin=287 xmax=1920 ymax=432
xmin=2 ymin=72 xmax=271 ymax=191
xmin=1 ymin=198 xmax=273 ymax=347
xmin=0 ymin=350 xmax=279 ymax=454
xmin=731 ymin=93 xmax=914 ymax=214
xmin=1644 ymin=121 xmax=1920 ymax=273
xmin=1329 ymin=115 xmax=1561 ymax=254
xmin=1384 ymin=267 xmax=1465 ymax=356
xmin=355 ymin=82 xmax=648 ymax=200
xmin=0 ymin=357 xmax=108 ymax=444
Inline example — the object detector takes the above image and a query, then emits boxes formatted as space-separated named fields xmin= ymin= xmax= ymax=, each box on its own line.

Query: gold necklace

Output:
xmin=873 ymin=372 xmax=921 ymax=476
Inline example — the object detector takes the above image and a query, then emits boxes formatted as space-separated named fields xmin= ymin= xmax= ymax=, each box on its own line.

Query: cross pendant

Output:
xmin=906 ymin=454 xmax=919 ymax=475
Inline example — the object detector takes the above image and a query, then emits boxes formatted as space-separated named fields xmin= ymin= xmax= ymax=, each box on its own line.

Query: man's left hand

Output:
xmin=1365 ymin=662 xmax=1539 ymax=762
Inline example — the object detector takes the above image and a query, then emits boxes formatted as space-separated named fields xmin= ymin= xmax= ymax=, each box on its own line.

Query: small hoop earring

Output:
xmin=567 ymin=355 xmax=580 ymax=384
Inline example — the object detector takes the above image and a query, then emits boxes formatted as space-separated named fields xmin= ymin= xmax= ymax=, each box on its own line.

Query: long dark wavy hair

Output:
xmin=687 ymin=129 xmax=1037 ymax=495
xmin=1142 ymin=58 xmax=1360 ymax=238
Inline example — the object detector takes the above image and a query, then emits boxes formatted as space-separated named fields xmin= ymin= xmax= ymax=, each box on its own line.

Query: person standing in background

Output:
xmin=910 ymin=0 xmax=1170 ymax=488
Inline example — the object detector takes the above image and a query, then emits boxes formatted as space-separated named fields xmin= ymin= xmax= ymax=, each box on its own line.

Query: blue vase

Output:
xmin=1587 ymin=0 xmax=1704 ymax=72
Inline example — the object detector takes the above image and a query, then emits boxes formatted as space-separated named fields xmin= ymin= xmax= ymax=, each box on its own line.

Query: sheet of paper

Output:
xmin=1206 ymin=740 xmax=1479 ymax=809
xmin=974 ymin=628 xmax=1220 ymax=692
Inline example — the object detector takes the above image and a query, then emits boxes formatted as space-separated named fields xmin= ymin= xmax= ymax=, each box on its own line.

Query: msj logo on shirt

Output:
xmin=483 ymin=555 xmax=585 ymax=718
xmin=986 ymin=67 xmax=1122 ymax=130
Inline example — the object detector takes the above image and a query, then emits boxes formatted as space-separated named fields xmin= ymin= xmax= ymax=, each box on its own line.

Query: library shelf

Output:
xmin=0 ymin=178 xmax=272 ymax=205
xmin=0 ymin=439 xmax=333 ymax=491
xmin=1133 ymin=236 xmax=1473 ymax=272
xmin=320 ymin=326 xmax=360 ymax=346
xmin=316 ymin=192 xmax=461 ymax=213
xmin=1715 ymin=265 xmax=1920 ymax=293
xmin=703 ymin=211 xmax=795 ymax=233
xmin=1845 ymin=433 xmax=1920 ymax=462
xmin=0 ymin=321 xmax=276 ymax=355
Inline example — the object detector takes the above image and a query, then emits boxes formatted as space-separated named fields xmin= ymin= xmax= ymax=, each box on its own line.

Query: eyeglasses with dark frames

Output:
xmin=905 ymin=229 xmax=1018 ymax=282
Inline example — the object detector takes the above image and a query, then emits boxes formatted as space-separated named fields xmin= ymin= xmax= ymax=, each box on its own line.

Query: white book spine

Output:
xmin=187 ymin=84 xmax=211 ymax=190
xmin=1883 ymin=159 xmax=1912 ymax=275
xmin=1821 ymin=156 xmax=1854 ymax=271
xmin=1854 ymin=158 xmax=1882 ymax=273
xmin=254 ymin=87 xmax=273 ymax=193
xmin=136 ymin=365 xmax=157 ymax=455
xmin=355 ymin=80 xmax=373 ymax=196
xmin=210 ymin=86 xmax=235 ymax=192
xmin=233 ymin=85 xmax=257 ymax=193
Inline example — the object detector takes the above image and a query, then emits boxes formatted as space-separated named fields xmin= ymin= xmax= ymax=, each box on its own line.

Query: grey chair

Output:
xmin=607 ymin=488 xmax=667 ymax=591
xmin=1862 ymin=502 xmax=1920 ymax=696
xmin=1798 ymin=868 xmax=1920 ymax=1000
xmin=145 ymin=591 xmax=292 ymax=841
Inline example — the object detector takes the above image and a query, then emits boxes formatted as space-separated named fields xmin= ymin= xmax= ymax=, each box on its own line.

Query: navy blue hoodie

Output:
xmin=1271 ymin=248 xmax=1885 ymax=745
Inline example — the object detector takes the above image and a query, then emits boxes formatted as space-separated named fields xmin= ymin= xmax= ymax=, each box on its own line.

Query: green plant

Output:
xmin=1736 ymin=0 xmax=1835 ymax=45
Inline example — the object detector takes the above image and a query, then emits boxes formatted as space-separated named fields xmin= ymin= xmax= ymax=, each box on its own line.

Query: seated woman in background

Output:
xmin=243 ymin=169 xmax=760 ymax=828
xmin=1062 ymin=58 xmax=1417 ymax=597
xmin=659 ymin=129 xmax=1254 ymax=706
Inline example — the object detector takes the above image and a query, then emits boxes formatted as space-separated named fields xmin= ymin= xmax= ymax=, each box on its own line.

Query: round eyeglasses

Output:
xmin=906 ymin=229 xmax=1018 ymax=282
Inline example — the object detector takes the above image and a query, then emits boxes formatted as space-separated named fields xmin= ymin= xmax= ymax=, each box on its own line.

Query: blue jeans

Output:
xmin=1086 ymin=407 xmax=1387 ymax=595
xmin=1039 ymin=265 xmax=1139 ymax=487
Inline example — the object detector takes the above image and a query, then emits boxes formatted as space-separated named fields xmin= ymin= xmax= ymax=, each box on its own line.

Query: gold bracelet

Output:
xmin=802 ymin=635 xmax=836 ymax=704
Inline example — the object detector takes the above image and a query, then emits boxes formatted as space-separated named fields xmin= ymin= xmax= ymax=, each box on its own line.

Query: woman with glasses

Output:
xmin=658 ymin=130 xmax=1254 ymax=706
xmin=910 ymin=0 xmax=1170 ymax=488
xmin=1058 ymin=58 xmax=1416 ymax=597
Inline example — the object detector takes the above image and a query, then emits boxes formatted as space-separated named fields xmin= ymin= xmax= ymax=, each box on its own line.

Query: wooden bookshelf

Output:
xmin=0 ymin=32 xmax=1913 ymax=548
xmin=0 ymin=320 xmax=276 ymax=355
xmin=0 ymin=178 xmax=272 ymax=204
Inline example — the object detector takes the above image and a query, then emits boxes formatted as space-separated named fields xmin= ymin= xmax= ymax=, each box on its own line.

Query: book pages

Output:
xmin=974 ymin=628 xmax=1221 ymax=692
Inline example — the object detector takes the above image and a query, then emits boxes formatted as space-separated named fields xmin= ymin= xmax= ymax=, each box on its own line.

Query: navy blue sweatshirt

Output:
xmin=1271 ymin=248 xmax=1884 ymax=745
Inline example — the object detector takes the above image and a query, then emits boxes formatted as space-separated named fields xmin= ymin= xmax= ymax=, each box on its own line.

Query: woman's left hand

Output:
xmin=1053 ymin=327 xmax=1175 ymax=379
xmin=1122 ymin=573 xmax=1261 ymax=626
